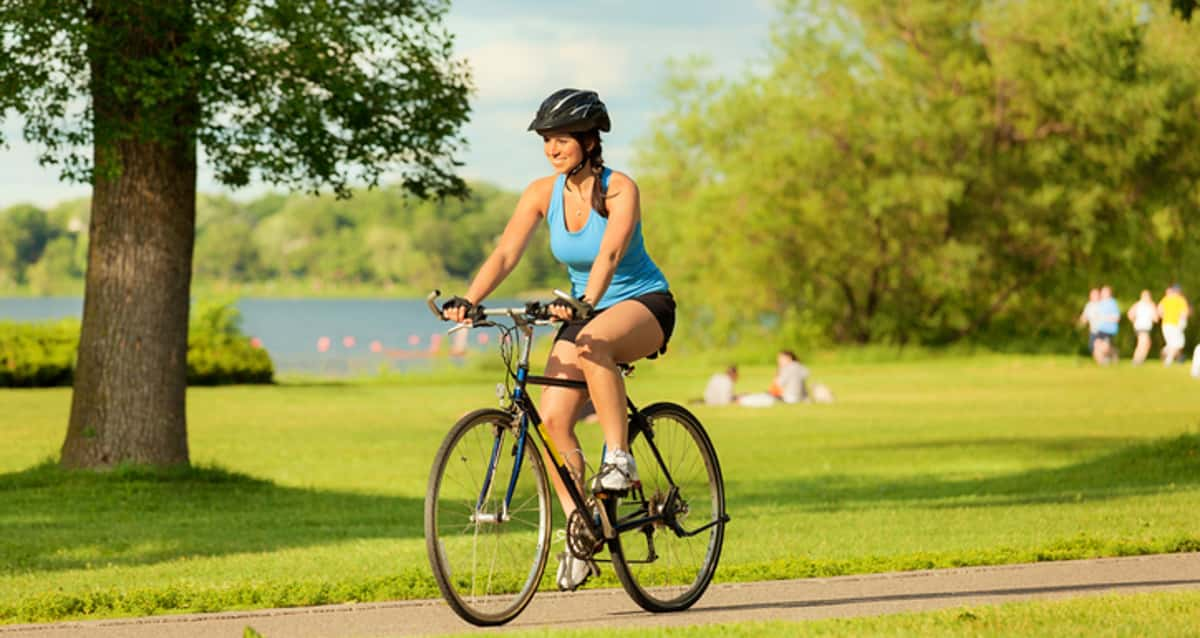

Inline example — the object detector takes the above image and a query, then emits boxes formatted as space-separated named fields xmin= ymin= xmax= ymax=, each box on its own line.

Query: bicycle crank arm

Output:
xmin=596 ymin=493 xmax=618 ymax=540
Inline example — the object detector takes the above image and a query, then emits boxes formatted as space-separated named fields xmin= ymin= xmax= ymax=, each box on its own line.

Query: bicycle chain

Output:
xmin=566 ymin=500 xmax=605 ymax=560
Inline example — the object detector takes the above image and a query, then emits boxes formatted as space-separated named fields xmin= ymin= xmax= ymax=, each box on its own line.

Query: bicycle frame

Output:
xmin=464 ymin=307 xmax=721 ymax=543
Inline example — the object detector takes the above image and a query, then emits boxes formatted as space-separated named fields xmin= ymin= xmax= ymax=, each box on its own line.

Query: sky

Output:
xmin=0 ymin=1 xmax=776 ymax=209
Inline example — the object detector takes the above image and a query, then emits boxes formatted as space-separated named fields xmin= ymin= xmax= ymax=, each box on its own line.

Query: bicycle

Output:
xmin=423 ymin=290 xmax=730 ymax=626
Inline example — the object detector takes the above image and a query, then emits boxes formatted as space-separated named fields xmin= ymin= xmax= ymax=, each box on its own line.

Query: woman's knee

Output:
xmin=542 ymin=408 xmax=577 ymax=435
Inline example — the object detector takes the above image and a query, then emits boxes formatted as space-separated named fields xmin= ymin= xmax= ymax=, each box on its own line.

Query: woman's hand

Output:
xmin=547 ymin=295 xmax=594 ymax=322
xmin=441 ymin=296 xmax=477 ymax=323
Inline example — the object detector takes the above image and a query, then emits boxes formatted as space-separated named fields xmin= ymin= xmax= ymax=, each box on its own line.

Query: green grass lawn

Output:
xmin=425 ymin=590 xmax=1200 ymax=638
xmin=2 ymin=354 xmax=1199 ymax=623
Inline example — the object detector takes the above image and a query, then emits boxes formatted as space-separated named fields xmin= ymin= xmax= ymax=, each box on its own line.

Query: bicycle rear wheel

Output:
xmin=425 ymin=409 xmax=551 ymax=626
xmin=607 ymin=402 xmax=726 ymax=612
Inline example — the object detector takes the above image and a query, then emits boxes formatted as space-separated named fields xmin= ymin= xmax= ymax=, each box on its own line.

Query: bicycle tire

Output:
xmin=425 ymin=408 xmax=552 ymax=626
xmin=606 ymin=402 xmax=726 ymax=613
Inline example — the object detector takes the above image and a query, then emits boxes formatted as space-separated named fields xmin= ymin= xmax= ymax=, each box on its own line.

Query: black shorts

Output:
xmin=554 ymin=290 xmax=676 ymax=359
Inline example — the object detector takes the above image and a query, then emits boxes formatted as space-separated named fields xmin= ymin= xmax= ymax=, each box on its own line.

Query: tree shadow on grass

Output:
xmin=733 ymin=433 xmax=1200 ymax=512
xmin=835 ymin=435 xmax=1136 ymax=455
xmin=0 ymin=463 xmax=425 ymax=573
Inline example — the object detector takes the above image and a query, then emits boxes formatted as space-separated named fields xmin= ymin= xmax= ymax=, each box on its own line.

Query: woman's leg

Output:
xmin=574 ymin=300 xmax=666 ymax=455
xmin=537 ymin=339 xmax=589 ymax=519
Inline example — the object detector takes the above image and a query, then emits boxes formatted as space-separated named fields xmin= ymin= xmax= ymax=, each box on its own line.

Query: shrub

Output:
xmin=0 ymin=300 xmax=273 ymax=387
xmin=187 ymin=299 xmax=274 ymax=385
xmin=187 ymin=334 xmax=274 ymax=385
xmin=0 ymin=319 xmax=78 ymax=387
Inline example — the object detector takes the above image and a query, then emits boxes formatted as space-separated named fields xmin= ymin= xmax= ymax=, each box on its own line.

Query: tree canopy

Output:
xmin=638 ymin=0 xmax=1200 ymax=352
xmin=1 ymin=0 xmax=473 ymax=468
xmin=0 ymin=0 xmax=471 ymax=197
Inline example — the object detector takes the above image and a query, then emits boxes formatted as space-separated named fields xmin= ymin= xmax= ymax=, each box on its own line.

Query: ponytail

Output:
xmin=571 ymin=130 xmax=608 ymax=218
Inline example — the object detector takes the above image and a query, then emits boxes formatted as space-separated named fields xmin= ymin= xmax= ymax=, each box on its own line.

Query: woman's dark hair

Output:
xmin=571 ymin=130 xmax=608 ymax=218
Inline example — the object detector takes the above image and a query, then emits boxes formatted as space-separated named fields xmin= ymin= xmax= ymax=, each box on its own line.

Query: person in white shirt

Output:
xmin=1077 ymin=287 xmax=1101 ymax=358
xmin=1126 ymin=289 xmax=1159 ymax=365
xmin=702 ymin=365 xmax=738 ymax=406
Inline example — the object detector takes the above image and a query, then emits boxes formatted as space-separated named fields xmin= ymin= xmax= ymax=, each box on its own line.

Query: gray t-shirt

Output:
xmin=776 ymin=361 xmax=810 ymax=404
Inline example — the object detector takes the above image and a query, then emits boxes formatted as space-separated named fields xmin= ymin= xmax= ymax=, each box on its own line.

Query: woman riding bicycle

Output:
xmin=440 ymin=88 xmax=675 ymax=591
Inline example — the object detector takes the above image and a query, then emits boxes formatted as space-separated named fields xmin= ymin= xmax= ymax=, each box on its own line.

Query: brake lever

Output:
xmin=426 ymin=290 xmax=443 ymax=319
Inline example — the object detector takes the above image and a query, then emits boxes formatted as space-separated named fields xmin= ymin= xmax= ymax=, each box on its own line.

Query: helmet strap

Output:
xmin=567 ymin=131 xmax=598 ymax=178
xmin=567 ymin=158 xmax=588 ymax=177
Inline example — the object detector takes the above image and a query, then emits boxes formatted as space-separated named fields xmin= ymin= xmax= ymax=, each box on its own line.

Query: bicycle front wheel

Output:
xmin=607 ymin=402 xmax=727 ymax=613
xmin=425 ymin=409 xmax=551 ymax=626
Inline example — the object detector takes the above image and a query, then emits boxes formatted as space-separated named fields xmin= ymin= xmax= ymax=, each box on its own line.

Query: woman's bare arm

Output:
xmin=462 ymin=177 xmax=552 ymax=305
xmin=580 ymin=171 xmax=640 ymax=305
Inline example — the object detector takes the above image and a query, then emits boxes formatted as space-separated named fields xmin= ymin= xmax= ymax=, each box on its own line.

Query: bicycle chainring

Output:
xmin=566 ymin=503 xmax=604 ymax=560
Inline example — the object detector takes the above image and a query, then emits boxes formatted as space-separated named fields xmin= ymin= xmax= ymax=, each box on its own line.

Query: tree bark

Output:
xmin=60 ymin=1 xmax=197 ymax=469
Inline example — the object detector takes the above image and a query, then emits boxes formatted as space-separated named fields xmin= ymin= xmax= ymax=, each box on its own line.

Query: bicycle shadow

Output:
xmin=0 ymin=462 xmax=424 ymax=573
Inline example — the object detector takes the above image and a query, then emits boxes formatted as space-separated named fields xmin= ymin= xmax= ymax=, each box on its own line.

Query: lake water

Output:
xmin=0 ymin=297 xmax=554 ymax=375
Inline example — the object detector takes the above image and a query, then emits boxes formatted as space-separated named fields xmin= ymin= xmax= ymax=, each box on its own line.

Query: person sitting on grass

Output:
xmin=770 ymin=350 xmax=810 ymax=404
xmin=702 ymin=365 xmax=739 ymax=406
xmin=736 ymin=350 xmax=811 ymax=407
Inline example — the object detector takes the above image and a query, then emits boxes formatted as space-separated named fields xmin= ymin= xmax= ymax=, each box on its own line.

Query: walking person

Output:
xmin=1093 ymin=285 xmax=1121 ymax=365
xmin=440 ymin=89 xmax=675 ymax=591
xmin=1078 ymin=288 xmax=1101 ymax=360
xmin=1126 ymin=290 xmax=1159 ymax=365
xmin=1158 ymin=284 xmax=1190 ymax=366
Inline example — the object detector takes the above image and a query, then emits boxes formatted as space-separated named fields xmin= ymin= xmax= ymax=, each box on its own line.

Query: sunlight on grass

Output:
xmin=449 ymin=590 xmax=1200 ymax=638
xmin=1 ymin=355 xmax=1198 ymax=622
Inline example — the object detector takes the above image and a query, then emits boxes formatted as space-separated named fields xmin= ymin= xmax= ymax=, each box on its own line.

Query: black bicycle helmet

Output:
xmin=527 ymin=89 xmax=611 ymax=133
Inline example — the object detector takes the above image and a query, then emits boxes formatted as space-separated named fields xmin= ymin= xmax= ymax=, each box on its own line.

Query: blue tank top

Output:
xmin=547 ymin=168 xmax=669 ymax=309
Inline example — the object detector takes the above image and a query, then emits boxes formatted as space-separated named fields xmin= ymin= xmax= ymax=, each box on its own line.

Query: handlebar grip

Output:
xmin=552 ymin=289 xmax=588 ymax=314
xmin=426 ymin=290 xmax=442 ymax=319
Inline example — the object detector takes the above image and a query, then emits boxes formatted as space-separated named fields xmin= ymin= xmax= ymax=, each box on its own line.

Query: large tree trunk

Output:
xmin=60 ymin=1 xmax=197 ymax=469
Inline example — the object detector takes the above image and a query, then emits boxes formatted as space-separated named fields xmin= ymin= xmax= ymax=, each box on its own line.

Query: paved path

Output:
xmin=5 ymin=554 xmax=1199 ymax=637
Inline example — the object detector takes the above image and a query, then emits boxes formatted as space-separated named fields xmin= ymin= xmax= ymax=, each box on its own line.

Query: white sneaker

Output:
xmin=593 ymin=449 xmax=639 ymax=492
xmin=556 ymin=551 xmax=596 ymax=591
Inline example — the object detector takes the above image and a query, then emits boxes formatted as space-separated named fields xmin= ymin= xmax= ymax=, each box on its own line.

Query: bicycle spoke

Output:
xmin=426 ymin=410 xmax=551 ymax=625
xmin=611 ymin=404 xmax=724 ymax=612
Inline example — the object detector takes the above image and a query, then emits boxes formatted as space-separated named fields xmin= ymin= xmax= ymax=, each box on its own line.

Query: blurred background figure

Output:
xmin=1126 ymin=289 xmax=1159 ymax=365
xmin=702 ymin=365 xmax=739 ymax=406
xmin=770 ymin=350 xmax=810 ymax=404
xmin=1158 ymin=284 xmax=1190 ymax=366
xmin=728 ymin=351 xmax=811 ymax=408
xmin=1078 ymin=288 xmax=1101 ymax=359
xmin=1091 ymin=286 xmax=1121 ymax=365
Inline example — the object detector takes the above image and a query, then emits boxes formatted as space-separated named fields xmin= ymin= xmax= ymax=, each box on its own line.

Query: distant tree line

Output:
xmin=637 ymin=0 xmax=1200 ymax=352
xmin=0 ymin=181 xmax=562 ymax=297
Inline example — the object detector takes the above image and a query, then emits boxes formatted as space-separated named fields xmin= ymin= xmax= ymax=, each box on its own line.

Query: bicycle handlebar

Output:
xmin=426 ymin=289 xmax=578 ymax=332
